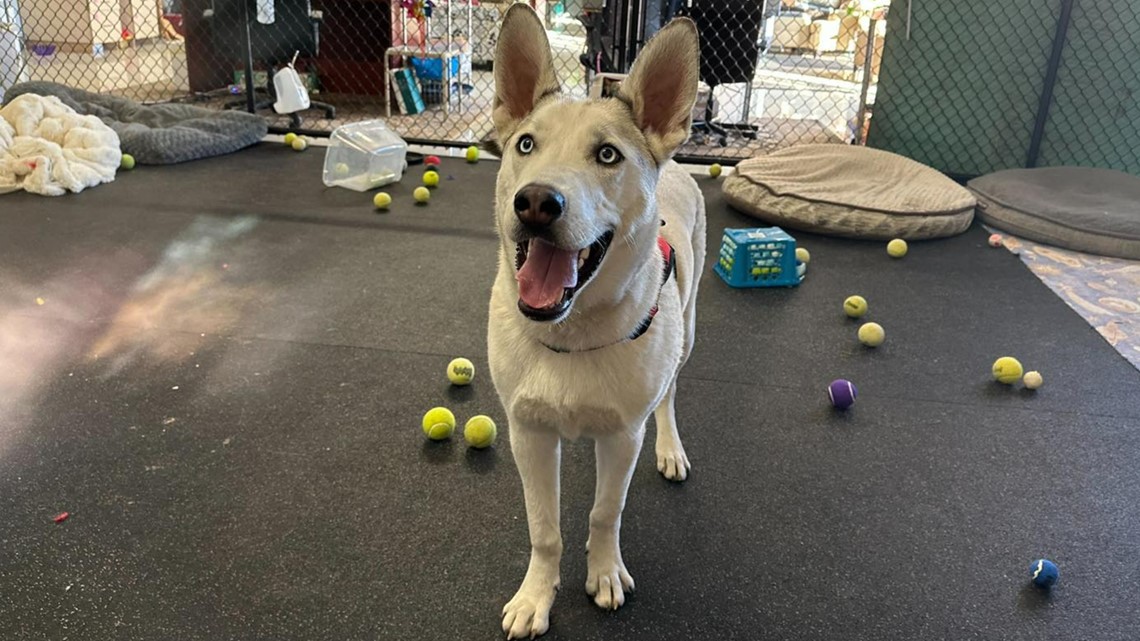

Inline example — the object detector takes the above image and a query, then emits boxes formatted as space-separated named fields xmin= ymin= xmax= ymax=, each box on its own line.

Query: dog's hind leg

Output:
xmin=502 ymin=426 xmax=563 ymax=639
xmin=585 ymin=426 xmax=644 ymax=610
xmin=653 ymin=382 xmax=690 ymax=481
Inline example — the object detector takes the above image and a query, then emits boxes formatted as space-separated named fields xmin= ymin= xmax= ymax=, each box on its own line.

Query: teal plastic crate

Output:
xmin=714 ymin=227 xmax=804 ymax=288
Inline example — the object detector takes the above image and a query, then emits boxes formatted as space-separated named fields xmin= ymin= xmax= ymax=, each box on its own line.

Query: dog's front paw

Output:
xmin=585 ymin=548 xmax=635 ymax=610
xmin=656 ymin=442 xmax=690 ymax=481
xmin=502 ymin=574 xmax=559 ymax=639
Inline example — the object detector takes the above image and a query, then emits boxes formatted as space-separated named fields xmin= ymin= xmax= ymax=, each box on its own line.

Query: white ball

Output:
xmin=1023 ymin=371 xmax=1043 ymax=390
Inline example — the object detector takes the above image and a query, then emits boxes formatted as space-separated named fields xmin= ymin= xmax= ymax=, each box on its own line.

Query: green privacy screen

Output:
xmin=1038 ymin=1 xmax=1140 ymax=173
xmin=869 ymin=0 xmax=1139 ymax=177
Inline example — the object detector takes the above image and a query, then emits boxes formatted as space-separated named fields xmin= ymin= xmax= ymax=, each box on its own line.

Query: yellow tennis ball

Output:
xmin=795 ymin=247 xmax=810 ymax=264
xmin=843 ymin=295 xmax=868 ymax=318
xmin=465 ymin=145 xmax=479 ymax=162
xmin=709 ymin=163 xmax=722 ymax=178
xmin=335 ymin=162 xmax=350 ymax=175
xmin=373 ymin=192 xmax=392 ymax=210
xmin=858 ymin=322 xmax=885 ymax=347
xmin=464 ymin=415 xmax=497 ymax=449
xmin=423 ymin=170 xmax=440 ymax=187
xmin=283 ymin=133 xmax=297 ymax=145
xmin=887 ymin=238 xmax=908 ymax=258
xmin=291 ymin=137 xmax=308 ymax=152
xmin=120 ymin=154 xmax=135 ymax=170
xmin=422 ymin=407 xmax=456 ymax=440
xmin=992 ymin=357 xmax=1024 ymax=384
xmin=447 ymin=357 xmax=475 ymax=385
xmin=414 ymin=186 xmax=431 ymax=203
xmin=1023 ymin=371 xmax=1043 ymax=390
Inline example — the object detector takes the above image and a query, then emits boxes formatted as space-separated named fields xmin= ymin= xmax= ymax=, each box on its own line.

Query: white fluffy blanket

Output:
xmin=0 ymin=93 xmax=121 ymax=196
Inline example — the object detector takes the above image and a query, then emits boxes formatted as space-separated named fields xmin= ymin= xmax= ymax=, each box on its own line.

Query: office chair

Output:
xmin=579 ymin=10 xmax=618 ymax=76
xmin=669 ymin=0 xmax=761 ymax=146
xmin=208 ymin=0 xmax=336 ymax=128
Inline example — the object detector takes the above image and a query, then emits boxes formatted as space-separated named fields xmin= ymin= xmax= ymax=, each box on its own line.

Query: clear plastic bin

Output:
xmin=322 ymin=120 xmax=408 ymax=192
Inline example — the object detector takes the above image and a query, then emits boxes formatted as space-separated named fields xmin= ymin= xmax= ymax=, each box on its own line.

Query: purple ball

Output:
xmin=828 ymin=379 xmax=857 ymax=410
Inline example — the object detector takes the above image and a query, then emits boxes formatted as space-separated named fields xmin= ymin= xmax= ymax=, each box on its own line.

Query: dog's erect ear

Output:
xmin=493 ymin=4 xmax=560 ymax=140
xmin=619 ymin=18 xmax=699 ymax=161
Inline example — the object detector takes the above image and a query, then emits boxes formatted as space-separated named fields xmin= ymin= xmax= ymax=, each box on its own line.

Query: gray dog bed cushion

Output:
xmin=968 ymin=167 xmax=1140 ymax=260
xmin=723 ymin=144 xmax=976 ymax=240
xmin=3 ymin=81 xmax=267 ymax=165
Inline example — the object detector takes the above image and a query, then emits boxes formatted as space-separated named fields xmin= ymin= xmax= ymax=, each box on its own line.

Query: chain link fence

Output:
xmin=0 ymin=0 xmax=887 ymax=162
xmin=869 ymin=0 xmax=1140 ymax=178
xmin=673 ymin=0 xmax=887 ymax=159
xmin=1037 ymin=0 xmax=1140 ymax=173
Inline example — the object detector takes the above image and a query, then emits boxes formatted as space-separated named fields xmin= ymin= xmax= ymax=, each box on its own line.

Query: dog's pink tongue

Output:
xmin=517 ymin=239 xmax=579 ymax=309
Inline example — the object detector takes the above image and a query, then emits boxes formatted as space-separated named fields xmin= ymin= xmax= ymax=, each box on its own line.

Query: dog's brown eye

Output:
xmin=517 ymin=135 xmax=535 ymax=155
xmin=597 ymin=144 xmax=622 ymax=165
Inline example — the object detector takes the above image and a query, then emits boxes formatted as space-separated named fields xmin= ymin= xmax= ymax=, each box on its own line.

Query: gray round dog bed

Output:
xmin=968 ymin=167 xmax=1140 ymax=260
xmin=723 ymin=145 xmax=976 ymax=240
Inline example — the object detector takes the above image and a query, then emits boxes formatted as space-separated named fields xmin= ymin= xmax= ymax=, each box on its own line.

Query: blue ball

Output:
xmin=828 ymin=379 xmax=857 ymax=410
xmin=1030 ymin=559 xmax=1059 ymax=589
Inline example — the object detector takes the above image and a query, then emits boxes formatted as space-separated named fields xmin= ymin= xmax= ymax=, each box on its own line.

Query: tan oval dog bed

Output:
xmin=968 ymin=167 xmax=1140 ymax=260
xmin=723 ymin=145 xmax=976 ymax=240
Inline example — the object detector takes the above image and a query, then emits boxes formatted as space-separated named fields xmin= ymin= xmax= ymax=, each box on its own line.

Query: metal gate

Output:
xmin=0 ymin=0 xmax=884 ymax=163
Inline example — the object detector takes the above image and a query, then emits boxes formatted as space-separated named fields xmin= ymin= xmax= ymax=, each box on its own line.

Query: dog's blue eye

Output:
xmin=517 ymin=135 xmax=535 ymax=155
xmin=597 ymin=144 xmax=622 ymax=165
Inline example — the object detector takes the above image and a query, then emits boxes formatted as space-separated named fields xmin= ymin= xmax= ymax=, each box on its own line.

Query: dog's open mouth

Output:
xmin=514 ymin=231 xmax=613 ymax=321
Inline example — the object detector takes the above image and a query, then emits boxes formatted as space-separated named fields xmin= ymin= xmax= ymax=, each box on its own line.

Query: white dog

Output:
xmin=486 ymin=6 xmax=705 ymax=639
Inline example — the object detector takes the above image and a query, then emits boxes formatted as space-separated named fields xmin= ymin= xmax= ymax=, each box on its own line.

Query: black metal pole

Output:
xmin=243 ymin=0 xmax=256 ymax=114
xmin=1026 ymin=0 xmax=1075 ymax=168
xmin=854 ymin=18 xmax=877 ymax=145
xmin=633 ymin=0 xmax=646 ymax=55
xmin=621 ymin=0 xmax=634 ymax=70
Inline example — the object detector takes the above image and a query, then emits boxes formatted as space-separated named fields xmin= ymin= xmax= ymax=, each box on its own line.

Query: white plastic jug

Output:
xmin=273 ymin=57 xmax=310 ymax=114
xmin=256 ymin=0 xmax=275 ymax=24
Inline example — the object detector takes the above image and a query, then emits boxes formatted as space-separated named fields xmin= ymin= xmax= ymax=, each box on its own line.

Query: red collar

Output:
xmin=542 ymin=234 xmax=675 ymax=353
xmin=629 ymin=235 xmax=676 ymax=340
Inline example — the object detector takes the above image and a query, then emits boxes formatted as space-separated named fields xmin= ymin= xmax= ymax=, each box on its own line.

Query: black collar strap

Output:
xmin=541 ymin=235 xmax=675 ymax=354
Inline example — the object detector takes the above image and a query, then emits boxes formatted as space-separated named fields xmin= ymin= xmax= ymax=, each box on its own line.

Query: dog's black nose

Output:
xmin=513 ymin=184 xmax=565 ymax=229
